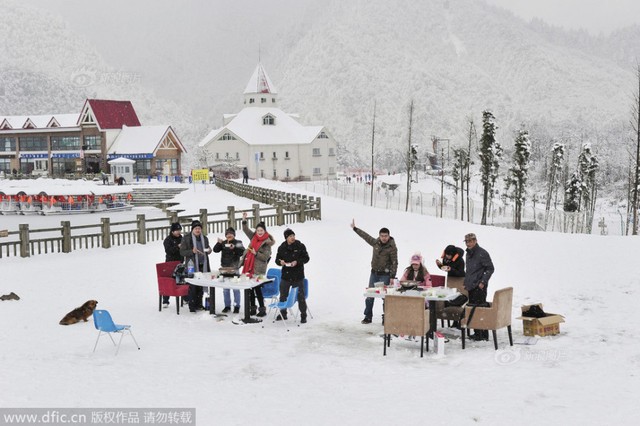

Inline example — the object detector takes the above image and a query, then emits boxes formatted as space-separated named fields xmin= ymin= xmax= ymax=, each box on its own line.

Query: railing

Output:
xmin=0 ymin=181 xmax=322 ymax=258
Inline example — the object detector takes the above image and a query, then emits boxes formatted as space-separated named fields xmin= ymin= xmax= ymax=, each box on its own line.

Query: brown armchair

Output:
xmin=460 ymin=287 xmax=514 ymax=350
xmin=383 ymin=295 xmax=431 ymax=357
xmin=434 ymin=276 xmax=468 ymax=327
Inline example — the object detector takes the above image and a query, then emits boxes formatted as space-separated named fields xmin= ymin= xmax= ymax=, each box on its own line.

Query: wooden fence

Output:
xmin=0 ymin=180 xmax=322 ymax=258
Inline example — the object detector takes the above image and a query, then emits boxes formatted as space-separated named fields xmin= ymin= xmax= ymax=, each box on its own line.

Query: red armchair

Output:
xmin=156 ymin=261 xmax=189 ymax=315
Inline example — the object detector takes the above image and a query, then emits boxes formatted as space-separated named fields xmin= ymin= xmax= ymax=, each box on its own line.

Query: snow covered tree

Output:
xmin=452 ymin=147 xmax=469 ymax=220
xmin=631 ymin=64 xmax=640 ymax=235
xmin=545 ymin=142 xmax=565 ymax=229
xmin=577 ymin=144 xmax=599 ymax=233
xmin=479 ymin=110 xmax=501 ymax=225
xmin=564 ymin=171 xmax=582 ymax=213
xmin=505 ymin=128 xmax=531 ymax=229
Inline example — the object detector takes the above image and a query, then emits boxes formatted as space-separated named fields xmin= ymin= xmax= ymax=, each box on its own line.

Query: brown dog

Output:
xmin=59 ymin=300 xmax=98 ymax=325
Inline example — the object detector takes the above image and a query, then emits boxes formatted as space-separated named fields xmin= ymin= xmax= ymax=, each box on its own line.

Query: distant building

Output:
xmin=0 ymin=99 xmax=186 ymax=177
xmin=199 ymin=63 xmax=337 ymax=181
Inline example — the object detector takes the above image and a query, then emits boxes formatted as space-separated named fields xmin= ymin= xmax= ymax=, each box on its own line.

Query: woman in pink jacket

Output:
xmin=400 ymin=253 xmax=432 ymax=288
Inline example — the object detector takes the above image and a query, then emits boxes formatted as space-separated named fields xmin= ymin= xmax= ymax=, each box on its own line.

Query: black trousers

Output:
xmin=279 ymin=278 xmax=306 ymax=318
xmin=250 ymin=285 xmax=265 ymax=308
xmin=468 ymin=286 xmax=488 ymax=336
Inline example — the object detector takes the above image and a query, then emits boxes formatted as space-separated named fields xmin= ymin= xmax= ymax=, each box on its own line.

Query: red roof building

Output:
xmin=79 ymin=99 xmax=141 ymax=130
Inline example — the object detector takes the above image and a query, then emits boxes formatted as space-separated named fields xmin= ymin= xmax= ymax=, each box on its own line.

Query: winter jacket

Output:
xmin=179 ymin=232 xmax=212 ymax=272
xmin=213 ymin=238 xmax=245 ymax=268
xmin=241 ymin=221 xmax=275 ymax=275
xmin=353 ymin=227 xmax=398 ymax=277
xmin=442 ymin=247 xmax=466 ymax=277
xmin=163 ymin=233 xmax=182 ymax=262
xmin=464 ymin=244 xmax=494 ymax=291
xmin=275 ymin=240 xmax=310 ymax=283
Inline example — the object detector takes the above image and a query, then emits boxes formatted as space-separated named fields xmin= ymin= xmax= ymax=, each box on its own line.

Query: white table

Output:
xmin=186 ymin=275 xmax=272 ymax=324
xmin=363 ymin=289 xmax=460 ymax=337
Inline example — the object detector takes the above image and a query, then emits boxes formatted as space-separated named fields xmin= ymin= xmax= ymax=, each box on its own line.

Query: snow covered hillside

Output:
xmin=1 ymin=180 xmax=638 ymax=424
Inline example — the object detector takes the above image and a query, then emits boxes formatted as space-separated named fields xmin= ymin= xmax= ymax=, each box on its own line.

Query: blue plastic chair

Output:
xmin=92 ymin=310 xmax=140 ymax=355
xmin=267 ymin=287 xmax=298 ymax=331
xmin=265 ymin=268 xmax=281 ymax=303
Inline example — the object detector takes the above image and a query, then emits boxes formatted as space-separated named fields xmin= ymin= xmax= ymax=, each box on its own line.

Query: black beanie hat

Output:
xmin=284 ymin=228 xmax=295 ymax=239
xmin=256 ymin=221 xmax=266 ymax=231
xmin=191 ymin=220 xmax=202 ymax=230
xmin=170 ymin=222 xmax=182 ymax=232
xmin=225 ymin=227 xmax=236 ymax=236
xmin=444 ymin=245 xmax=457 ymax=256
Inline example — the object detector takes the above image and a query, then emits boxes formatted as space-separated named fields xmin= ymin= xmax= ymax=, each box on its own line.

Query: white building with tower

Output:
xmin=199 ymin=63 xmax=337 ymax=181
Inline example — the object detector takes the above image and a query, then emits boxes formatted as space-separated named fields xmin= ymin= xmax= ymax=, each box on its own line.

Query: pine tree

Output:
xmin=545 ymin=142 xmax=565 ymax=229
xmin=564 ymin=172 xmax=582 ymax=213
xmin=577 ymin=144 xmax=599 ymax=233
xmin=479 ymin=110 xmax=500 ymax=225
xmin=505 ymin=128 xmax=531 ymax=229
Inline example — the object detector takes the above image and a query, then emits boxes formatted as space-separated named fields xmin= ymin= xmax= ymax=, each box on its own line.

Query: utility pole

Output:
xmin=405 ymin=100 xmax=414 ymax=212
xmin=370 ymin=101 xmax=376 ymax=207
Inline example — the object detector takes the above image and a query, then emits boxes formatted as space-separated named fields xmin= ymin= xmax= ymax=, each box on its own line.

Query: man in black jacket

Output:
xmin=213 ymin=227 xmax=245 ymax=313
xmin=162 ymin=222 xmax=183 ymax=307
xmin=464 ymin=233 xmax=495 ymax=341
xmin=179 ymin=220 xmax=212 ymax=312
xmin=275 ymin=228 xmax=310 ymax=323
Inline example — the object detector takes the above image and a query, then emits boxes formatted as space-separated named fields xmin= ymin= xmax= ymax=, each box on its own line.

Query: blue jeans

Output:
xmin=364 ymin=272 xmax=390 ymax=320
xmin=223 ymin=288 xmax=241 ymax=308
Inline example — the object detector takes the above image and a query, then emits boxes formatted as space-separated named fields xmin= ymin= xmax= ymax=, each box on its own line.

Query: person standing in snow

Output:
xmin=162 ymin=222 xmax=184 ymax=308
xmin=436 ymin=244 xmax=466 ymax=277
xmin=242 ymin=167 xmax=249 ymax=184
xmin=213 ymin=227 xmax=245 ymax=314
xmin=241 ymin=212 xmax=275 ymax=317
xmin=351 ymin=219 xmax=398 ymax=324
xmin=180 ymin=220 xmax=212 ymax=312
xmin=275 ymin=228 xmax=310 ymax=323
xmin=463 ymin=233 xmax=494 ymax=341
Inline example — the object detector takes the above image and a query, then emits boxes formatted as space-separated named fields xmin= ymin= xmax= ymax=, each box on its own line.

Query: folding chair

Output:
xmin=266 ymin=287 xmax=298 ymax=331
xmin=92 ymin=310 xmax=140 ymax=355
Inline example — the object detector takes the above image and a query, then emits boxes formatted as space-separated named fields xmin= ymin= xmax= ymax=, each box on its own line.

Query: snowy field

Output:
xmin=1 ymin=179 xmax=639 ymax=425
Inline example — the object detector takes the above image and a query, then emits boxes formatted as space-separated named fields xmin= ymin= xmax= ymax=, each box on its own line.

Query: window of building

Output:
xmin=216 ymin=153 xmax=220 ymax=160
xmin=285 ymin=151 xmax=289 ymax=159
xmin=51 ymin=158 xmax=76 ymax=176
xmin=1 ymin=137 xmax=16 ymax=152
xmin=19 ymin=136 xmax=47 ymax=151
xmin=313 ymin=167 xmax=321 ymax=175
xmin=329 ymin=167 xmax=335 ymax=175
xmin=260 ymin=169 xmax=264 ymax=178
xmin=329 ymin=147 xmax=335 ymax=156
xmin=225 ymin=152 xmax=229 ymax=159
xmin=170 ymin=159 xmax=178 ymax=175
xmin=261 ymin=98 xmax=267 ymax=103
xmin=312 ymin=148 xmax=321 ymax=157
xmin=272 ymin=152 xmax=277 ymax=159
xmin=249 ymin=98 xmax=255 ymax=104
xmin=134 ymin=159 xmax=152 ymax=177
xmin=272 ymin=98 xmax=276 ymax=103
xmin=51 ymin=136 xmax=80 ymax=151
xmin=83 ymin=135 xmax=101 ymax=150
xmin=155 ymin=159 xmax=165 ymax=173
xmin=262 ymin=114 xmax=275 ymax=125
xmin=273 ymin=169 xmax=277 ymax=177
xmin=236 ymin=152 xmax=240 ymax=160
xmin=286 ymin=169 xmax=290 ymax=177
xmin=260 ymin=152 xmax=264 ymax=160
xmin=318 ymin=132 xmax=329 ymax=139
xmin=220 ymin=133 xmax=236 ymax=141
xmin=0 ymin=158 xmax=11 ymax=173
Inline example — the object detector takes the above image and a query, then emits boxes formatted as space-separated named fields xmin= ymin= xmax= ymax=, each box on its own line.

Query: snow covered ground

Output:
xmin=1 ymin=179 xmax=638 ymax=425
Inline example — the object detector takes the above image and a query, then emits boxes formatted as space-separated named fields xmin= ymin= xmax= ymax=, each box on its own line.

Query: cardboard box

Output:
xmin=517 ymin=303 xmax=565 ymax=337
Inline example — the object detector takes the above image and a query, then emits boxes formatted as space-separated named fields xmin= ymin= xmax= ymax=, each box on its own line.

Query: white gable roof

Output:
xmin=243 ymin=63 xmax=277 ymax=95
xmin=108 ymin=125 xmax=182 ymax=155
xmin=0 ymin=113 xmax=79 ymax=129
xmin=199 ymin=107 xmax=323 ymax=147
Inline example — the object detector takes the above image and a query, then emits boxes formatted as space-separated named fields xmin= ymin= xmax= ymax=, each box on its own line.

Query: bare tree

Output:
xmin=405 ymin=100 xmax=414 ymax=212
xmin=370 ymin=101 xmax=377 ymax=207
xmin=631 ymin=64 xmax=640 ymax=235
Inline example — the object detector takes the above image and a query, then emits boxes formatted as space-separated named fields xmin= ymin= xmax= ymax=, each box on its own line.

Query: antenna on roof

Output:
xmin=258 ymin=43 xmax=261 ymax=63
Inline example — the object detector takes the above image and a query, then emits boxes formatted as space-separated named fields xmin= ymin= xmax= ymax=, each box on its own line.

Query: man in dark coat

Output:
xmin=275 ymin=228 xmax=310 ymax=323
xmin=436 ymin=245 xmax=466 ymax=277
xmin=464 ymin=233 xmax=495 ymax=340
xmin=213 ymin=227 xmax=245 ymax=313
xmin=179 ymin=220 xmax=212 ymax=312
xmin=351 ymin=219 xmax=398 ymax=324
xmin=242 ymin=167 xmax=249 ymax=184
xmin=162 ymin=222 xmax=183 ymax=307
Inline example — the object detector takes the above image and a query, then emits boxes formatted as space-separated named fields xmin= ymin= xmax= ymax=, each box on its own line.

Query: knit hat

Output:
xmin=191 ymin=220 xmax=203 ymax=230
xmin=410 ymin=253 xmax=423 ymax=265
xmin=256 ymin=221 xmax=266 ymax=231
xmin=225 ymin=227 xmax=236 ymax=236
xmin=170 ymin=222 xmax=182 ymax=232
xmin=284 ymin=228 xmax=295 ymax=239
xmin=444 ymin=245 xmax=457 ymax=256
